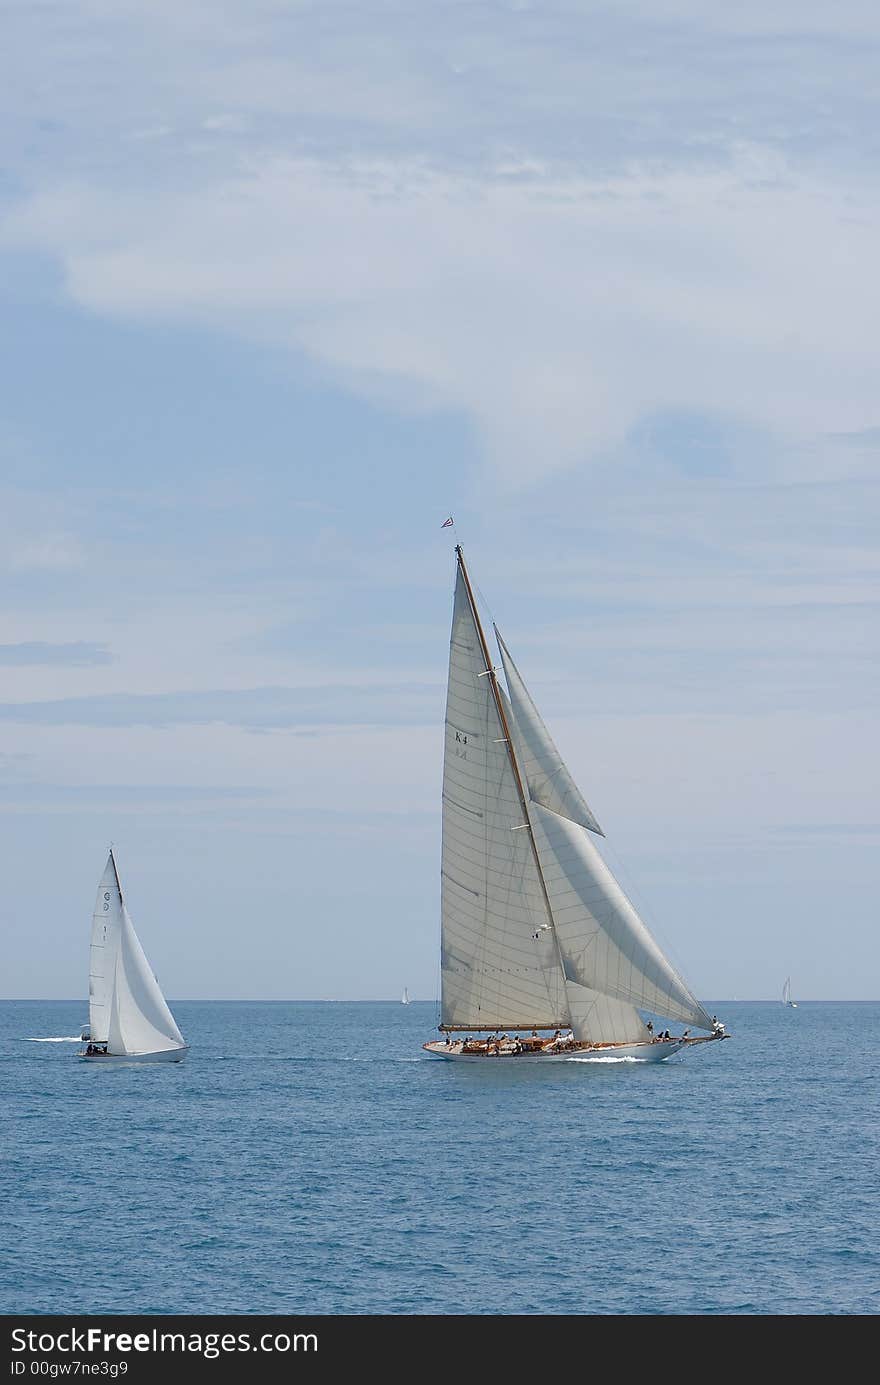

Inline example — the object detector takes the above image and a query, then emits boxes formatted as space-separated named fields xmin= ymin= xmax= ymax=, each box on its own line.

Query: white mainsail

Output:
xmin=437 ymin=548 xmax=714 ymax=1039
xmin=89 ymin=850 xmax=186 ymax=1057
xmin=440 ymin=566 xmax=568 ymax=1030
xmin=89 ymin=855 xmax=124 ymax=1044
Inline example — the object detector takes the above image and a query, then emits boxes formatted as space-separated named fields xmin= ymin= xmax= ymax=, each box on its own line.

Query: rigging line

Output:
xmin=475 ymin=687 xmax=491 ymax=1019
xmin=466 ymin=558 xmax=504 ymax=649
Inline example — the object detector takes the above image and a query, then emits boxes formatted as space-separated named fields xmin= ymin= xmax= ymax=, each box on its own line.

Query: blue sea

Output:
xmin=1 ymin=1000 xmax=877 ymax=1316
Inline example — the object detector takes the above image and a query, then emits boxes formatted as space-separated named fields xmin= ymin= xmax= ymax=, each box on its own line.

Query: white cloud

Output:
xmin=3 ymin=1 xmax=879 ymax=486
xmin=7 ymin=152 xmax=879 ymax=483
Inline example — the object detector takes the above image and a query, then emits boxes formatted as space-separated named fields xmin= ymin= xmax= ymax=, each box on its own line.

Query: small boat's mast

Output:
xmin=454 ymin=545 xmax=571 ymax=1026
xmin=109 ymin=844 xmax=124 ymax=906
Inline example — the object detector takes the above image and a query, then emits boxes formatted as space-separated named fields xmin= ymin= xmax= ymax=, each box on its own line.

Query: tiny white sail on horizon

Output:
xmin=85 ymin=849 xmax=186 ymax=1062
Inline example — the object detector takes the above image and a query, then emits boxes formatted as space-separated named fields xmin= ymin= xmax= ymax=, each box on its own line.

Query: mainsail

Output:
xmin=89 ymin=850 xmax=186 ymax=1056
xmin=89 ymin=855 xmax=123 ymax=1044
xmin=438 ymin=547 xmax=714 ymax=1039
xmin=440 ymin=564 xmax=568 ymax=1030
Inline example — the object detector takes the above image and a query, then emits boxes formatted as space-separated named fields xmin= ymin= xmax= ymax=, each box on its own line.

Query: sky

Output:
xmin=1 ymin=1 xmax=878 ymax=1003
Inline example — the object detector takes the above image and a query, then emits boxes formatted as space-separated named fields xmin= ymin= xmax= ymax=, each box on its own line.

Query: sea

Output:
xmin=1 ymin=1000 xmax=877 ymax=1316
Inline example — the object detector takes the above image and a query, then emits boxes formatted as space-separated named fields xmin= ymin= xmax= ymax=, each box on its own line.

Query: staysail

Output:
xmin=528 ymin=803 xmax=714 ymax=1031
xmin=497 ymin=683 xmax=649 ymax=1043
xmin=565 ymin=983 xmax=650 ymax=1045
xmin=437 ymin=547 xmax=714 ymax=1038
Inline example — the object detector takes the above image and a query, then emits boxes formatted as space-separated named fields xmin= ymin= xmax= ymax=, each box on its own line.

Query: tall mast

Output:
xmin=454 ymin=545 xmax=571 ymax=1026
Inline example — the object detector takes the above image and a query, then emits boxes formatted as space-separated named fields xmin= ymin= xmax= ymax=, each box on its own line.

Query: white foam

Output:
xmin=23 ymin=1036 xmax=83 ymax=1043
xmin=567 ymin=1054 xmax=642 ymax=1063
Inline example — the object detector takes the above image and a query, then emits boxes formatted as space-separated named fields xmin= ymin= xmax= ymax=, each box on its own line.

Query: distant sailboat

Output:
xmin=401 ymin=987 xmax=411 ymax=1005
xmin=782 ymin=977 xmax=798 ymax=1008
xmin=80 ymin=848 xmax=187 ymax=1063
xmin=423 ymin=545 xmax=730 ymax=1063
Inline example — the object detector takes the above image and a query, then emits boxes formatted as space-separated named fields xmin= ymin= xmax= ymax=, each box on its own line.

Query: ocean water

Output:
xmin=1 ymin=1000 xmax=877 ymax=1316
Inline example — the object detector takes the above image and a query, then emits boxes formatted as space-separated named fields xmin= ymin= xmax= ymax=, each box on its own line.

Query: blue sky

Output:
xmin=1 ymin=2 xmax=878 ymax=1002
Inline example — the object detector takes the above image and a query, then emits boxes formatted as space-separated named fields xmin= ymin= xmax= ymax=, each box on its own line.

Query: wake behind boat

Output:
xmin=423 ymin=545 xmax=729 ymax=1065
xmin=80 ymin=848 xmax=187 ymax=1063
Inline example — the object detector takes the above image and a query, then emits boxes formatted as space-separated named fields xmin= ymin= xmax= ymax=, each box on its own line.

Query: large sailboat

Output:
xmin=423 ymin=546 xmax=729 ymax=1063
xmin=80 ymin=848 xmax=187 ymax=1063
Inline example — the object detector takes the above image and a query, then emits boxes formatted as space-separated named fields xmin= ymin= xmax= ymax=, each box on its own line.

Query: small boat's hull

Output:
xmin=80 ymin=1046 xmax=188 ymax=1064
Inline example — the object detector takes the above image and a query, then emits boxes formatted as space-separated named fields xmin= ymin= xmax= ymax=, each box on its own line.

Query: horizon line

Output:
xmin=3 ymin=997 xmax=879 ymax=1005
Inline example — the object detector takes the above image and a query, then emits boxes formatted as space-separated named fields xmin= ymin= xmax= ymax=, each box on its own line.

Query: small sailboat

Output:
xmin=80 ymin=848 xmax=187 ymax=1063
xmin=423 ymin=545 xmax=730 ymax=1063
xmin=782 ymin=976 xmax=798 ymax=1008
xmin=402 ymin=987 xmax=411 ymax=1005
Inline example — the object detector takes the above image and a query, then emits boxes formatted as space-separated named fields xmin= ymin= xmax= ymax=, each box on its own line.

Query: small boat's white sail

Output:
xmin=85 ymin=850 xmax=186 ymax=1061
xmin=782 ymin=977 xmax=797 ymax=1008
xmin=402 ymin=987 xmax=410 ymax=1005
xmin=107 ymin=904 xmax=186 ymax=1055
xmin=88 ymin=855 xmax=124 ymax=1046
